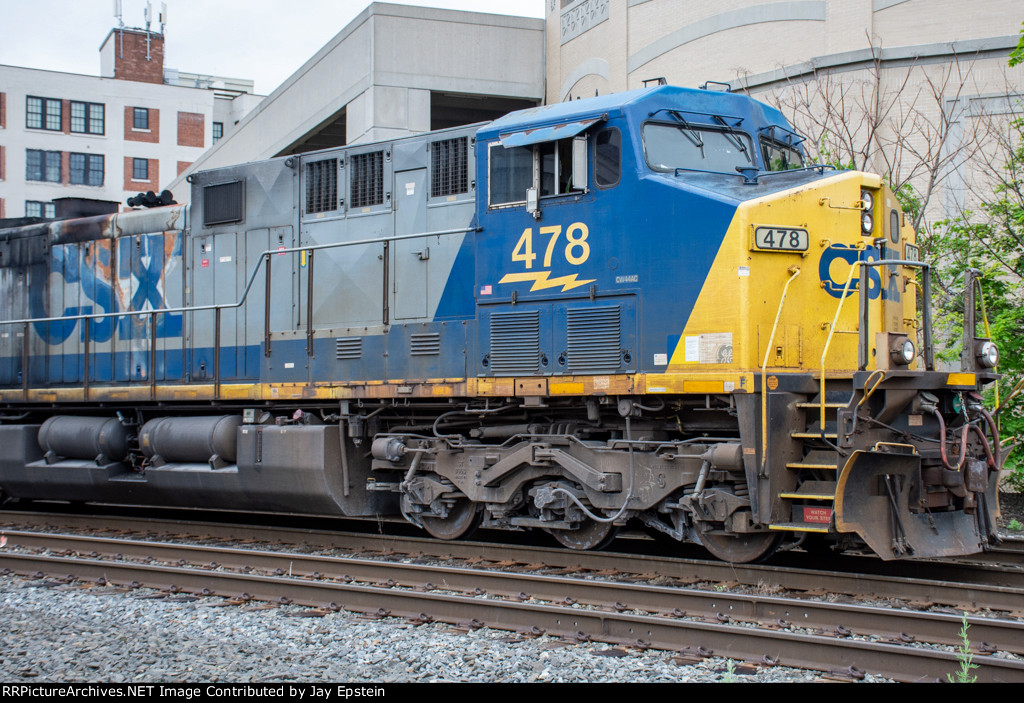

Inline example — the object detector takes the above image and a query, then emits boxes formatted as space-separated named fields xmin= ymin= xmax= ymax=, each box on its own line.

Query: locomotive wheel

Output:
xmin=547 ymin=519 xmax=619 ymax=550
xmin=696 ymin=525 xmax=781 ymax=563
xmin=420 ymin=499 xmax=482 ymax=541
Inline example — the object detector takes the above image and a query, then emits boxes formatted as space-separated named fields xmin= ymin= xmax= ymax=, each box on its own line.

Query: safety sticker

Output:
xmin=684 ymin=336 xmax=699 ymax=362
xmin=685 ymin=333 xmax=733 ymax=364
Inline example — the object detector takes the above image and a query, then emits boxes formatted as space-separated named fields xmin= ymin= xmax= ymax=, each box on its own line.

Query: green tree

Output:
xmin=1011 ymin=21 xmax=1024 ymax=68
xmin=765 ymin=26 xmax=1024 ymax=478
xmin=921 ymin=23 xmax=1024 ymax=479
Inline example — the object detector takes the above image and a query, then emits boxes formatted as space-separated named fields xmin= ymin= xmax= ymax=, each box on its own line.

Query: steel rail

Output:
xmin=2 ymin=548 xmax=1023 ymax=683
xmin=1 ymin=510 xmax=1021 ymax=610
xmin=4 ymin=529 xmax=1023 ymax=656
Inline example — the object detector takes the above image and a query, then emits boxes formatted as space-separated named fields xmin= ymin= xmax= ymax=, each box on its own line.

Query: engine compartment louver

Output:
xmin=203 ymin=180 xmax=244 ymax=226
xmin=410 ymin=333 xmax=441 ymax=356
xmin=489 ymin=310 xmax=540 ymax=375
xmin=566 ymin=305 xmax=621 ymax=372
xmin=335 ymin=337 xmax=362 ymax=360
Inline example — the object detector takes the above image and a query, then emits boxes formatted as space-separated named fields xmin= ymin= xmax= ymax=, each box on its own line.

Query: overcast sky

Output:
xmin=0 ymin=0 xmax=546 ymax=95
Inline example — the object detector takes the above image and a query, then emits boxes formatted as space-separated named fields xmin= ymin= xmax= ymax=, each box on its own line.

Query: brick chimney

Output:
xmin=100 ymin=28 xmax=165 ymax=84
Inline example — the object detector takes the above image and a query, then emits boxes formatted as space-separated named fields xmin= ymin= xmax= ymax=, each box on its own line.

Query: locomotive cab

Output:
xmin=465 ymin=85 xmax=1001 ymax=560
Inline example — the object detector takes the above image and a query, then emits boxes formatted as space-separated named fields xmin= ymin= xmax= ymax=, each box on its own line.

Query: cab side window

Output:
xmin=489 ymin=144 xmax=533 ymax=205
xmin=595 ymin=128 xmax=621 ymax=187
xmin=489 ymin=136 xmax=589 ymax=207
xmin=539 ymin=139 xmax=583 ymax=196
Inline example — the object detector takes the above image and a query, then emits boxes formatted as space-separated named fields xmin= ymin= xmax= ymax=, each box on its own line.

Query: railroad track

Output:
xmin=1 ymin=511 xmax=1023 ymax=682
xmin=2 ymin=509 xmax=1022 ymax=609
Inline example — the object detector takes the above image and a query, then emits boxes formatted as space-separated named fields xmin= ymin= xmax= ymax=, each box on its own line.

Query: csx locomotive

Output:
xmin=0 ymin=85 xmax=1002 ymax=562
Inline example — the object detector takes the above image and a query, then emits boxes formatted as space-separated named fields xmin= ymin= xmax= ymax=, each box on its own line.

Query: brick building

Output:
xmin=0 ymin=26 xmax=261 ymax=218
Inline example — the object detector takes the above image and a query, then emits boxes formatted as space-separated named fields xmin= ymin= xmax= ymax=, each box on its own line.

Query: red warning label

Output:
xmin=800 ymin=506 xmax=833 ymax=524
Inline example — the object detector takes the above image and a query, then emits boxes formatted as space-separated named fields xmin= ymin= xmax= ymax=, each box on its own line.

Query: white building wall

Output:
xmin=546 ymin=0 xmax=1024 ymax=223
xmin=0 ymin=65 xmax=231 ymax=216
xmin=166 ymin=3 xmax=545 ymax=199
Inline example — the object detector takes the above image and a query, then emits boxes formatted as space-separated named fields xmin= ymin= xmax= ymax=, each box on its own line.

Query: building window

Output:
xmin=26 ymin=149 xmax=61 ymax=182
xmin=212 ymin=122 xmax=223 ymax=143
xmin=71 ymin=101 xmax=104 ymax=135
xmin=133 ymin=107 xmax=149 ymax=130
xmin=133 ymin=158 xmax=149 ymax=180
xmin=26 ymin=96 xmax=62 ymax=131
xmin=25 ymin=201 xmax=55 ymax=218
xmin=70 ymin=153 xmax=104 ymax=186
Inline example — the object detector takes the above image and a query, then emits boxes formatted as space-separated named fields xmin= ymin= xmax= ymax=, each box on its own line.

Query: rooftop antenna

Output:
xmin=144 ymin=0 xmax=153 ymax=60
xmin=113 ymin=0 xmax=124 ymax=58
xmin=159 ymin=2 xmax=168 ymax=35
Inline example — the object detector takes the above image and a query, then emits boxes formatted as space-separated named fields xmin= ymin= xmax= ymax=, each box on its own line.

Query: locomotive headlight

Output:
xmin=890 ymin=335 xmax=915 ymax=366
xmin=860 ymin=190 xmax=874 ymax=212
xmin=976 ymin=340 xmax=999 ymax=368
xmin=860 ymin=190 xmax=874 ymax=234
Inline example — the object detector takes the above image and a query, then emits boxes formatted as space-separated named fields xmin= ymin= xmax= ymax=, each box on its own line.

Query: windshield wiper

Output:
xmin=713 ymin=116 xmax=751 ymax=163
xmin=666 ymin=110 xmax=704 ymax=150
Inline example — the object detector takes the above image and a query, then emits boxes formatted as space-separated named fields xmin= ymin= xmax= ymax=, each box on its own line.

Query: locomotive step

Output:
xmin=785 ymin=450 xmax=839 ymax=471
xmin=790 ymin=431 xmax=839 ymax=440
xmin=768 ymin=522 xmax=832 ymax=534
xmin=778 ymin=480 xmax=837 ymax=501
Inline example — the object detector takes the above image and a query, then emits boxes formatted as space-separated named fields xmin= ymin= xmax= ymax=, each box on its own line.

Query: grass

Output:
xmin=947 ymin=612 xmax=979 ymax=683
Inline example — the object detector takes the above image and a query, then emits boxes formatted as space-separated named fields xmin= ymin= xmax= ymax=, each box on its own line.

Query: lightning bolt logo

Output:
xmin=499 ymin=271 xmax=596 ymax=292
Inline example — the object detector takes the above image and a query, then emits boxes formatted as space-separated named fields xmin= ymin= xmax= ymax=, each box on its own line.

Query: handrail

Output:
xmin=4 ymin=225 xmax=475 ymax=397
xmin=819 ymin=256 xmax=933 ymax=439
xmin=858 ymin=259 xmax=933 ymax=372
xmin=0 ymin=227 xmax=475 ymax=328
xmin=819 ymin=259 xmax=863 ymax=438
xmin=760 ymin=265 xmax=800 ymax=475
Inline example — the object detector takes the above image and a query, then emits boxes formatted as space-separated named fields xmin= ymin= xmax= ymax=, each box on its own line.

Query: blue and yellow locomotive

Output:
xmin=0 ymin=85 xmax=1001 ymax=562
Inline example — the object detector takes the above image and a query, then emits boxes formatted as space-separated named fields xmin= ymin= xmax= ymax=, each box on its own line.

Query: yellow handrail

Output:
xmin=761 ymin=266 xmax=801 ymax=473
xmin=819 ymin=260 xmax=863 ymax=436
xmin=858 ymin=369 xmax=886 ymax=408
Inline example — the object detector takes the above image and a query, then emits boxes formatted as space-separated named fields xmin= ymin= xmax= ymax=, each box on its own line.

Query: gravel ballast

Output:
xmin=0 ymin=574 xmax=877 ymax=683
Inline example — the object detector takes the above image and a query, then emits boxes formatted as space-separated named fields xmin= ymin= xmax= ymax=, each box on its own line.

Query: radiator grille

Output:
xmin=203 ymin=180 xmax=244 ymax=226
xmin=566 ymin=305 xmax=621 ymax=372
xmin=350 ymin=151 xmax=384 ymax=208
xmin=431 ymin=137 xmax=468 ymax=198
xmin=410 ymin=333 xmax=441 ymax=356
xmin=335 ymin=337 xmax=362 ymax=360
xmin=305 ymin=159 xmax=338 ymax=214
xmin=489 ymin=310 xmax=540 ymax=375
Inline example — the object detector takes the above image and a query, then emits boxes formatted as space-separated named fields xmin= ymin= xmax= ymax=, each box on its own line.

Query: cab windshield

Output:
xmin=761 ymin=139 xmax=805 ymax=171
xmin=643 ymin=122 xmax=754 ymax=175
